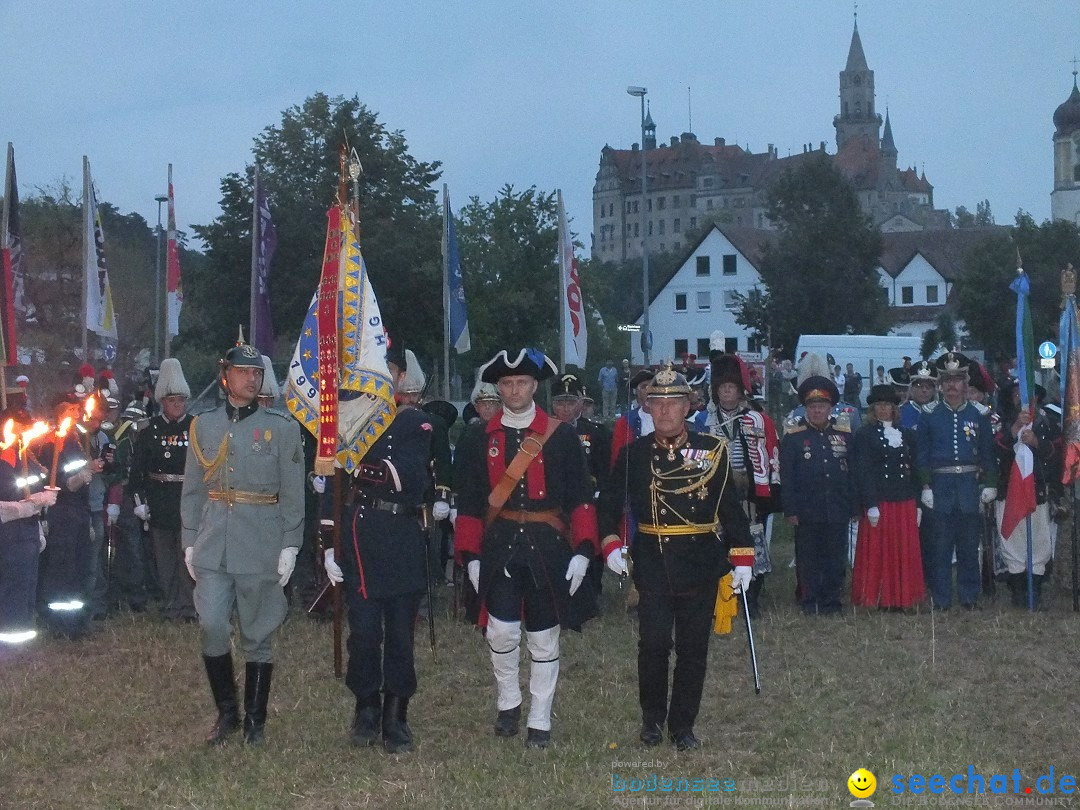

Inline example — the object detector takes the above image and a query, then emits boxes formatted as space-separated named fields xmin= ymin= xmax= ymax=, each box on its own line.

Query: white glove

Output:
xmin=184 ymin=546 xmax=195 ymax=581
xmin=605 ymin=546 xmax=628 ymax=576
xmin=432 ymin=500 xmax=451 ymax=520
xmin=277 ymin=547 xmax=299 ymax=587
xmin=980 ymin=487 xmax=997 ymax=505
xmin=311 ymin=475 xmax=326 ymax=494
xmin=565 ymin=553 xmax=590 ymax=596
xmin=867 ymin=507 xmax=880 ymax=528
xmin=449 ymin=507 xmax=458 ymax=527
xmin=106 ymin=503 xmax=121 ymax=525
xmin=38 ymin=523 xmax=46 ymax=552
xmin=467 ymin=560 xmax=480 ymax=593
xmin=133 ymin=503 xmax=151 ymax=522
xmin=916 ymin=508 xmax=923 ymax=527
xmin=323 ymin=548 xmax=344 ymax=585
xmin=731 ymin=565 xmax=753 ymax=594
xmin=29 ymin=489 xmax=58 ymax=509
xmin=920 ymin=489 xmax=934 ymax=510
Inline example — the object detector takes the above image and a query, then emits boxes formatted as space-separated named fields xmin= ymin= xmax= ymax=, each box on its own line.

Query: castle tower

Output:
xmin=643 ymin=104 xmax=656 ymax=150
xmin=834 ymin=21 xmax=882 ymax=150
xmin=881 ymin=108 xmax=898 ymax=177
xmin=1051 ymin=69 xmax=1080 ymax=225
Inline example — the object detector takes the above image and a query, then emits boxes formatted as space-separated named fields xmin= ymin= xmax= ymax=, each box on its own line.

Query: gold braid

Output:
xmin=649 ymin=437 xmax=731 ymax=529
xmin=187 ymin=416 xmax=230 ymax=485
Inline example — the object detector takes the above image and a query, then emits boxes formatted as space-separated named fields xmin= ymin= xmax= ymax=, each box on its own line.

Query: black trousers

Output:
xmin=794 ymin=521 xmax=848 ymax=614
xmin=486 ymin=552 xmax=560 ymax=632
xmin=344 ymin=587 xmax=422 ymax=700
xmin=637 ymin=585 xmax=715 ymax=735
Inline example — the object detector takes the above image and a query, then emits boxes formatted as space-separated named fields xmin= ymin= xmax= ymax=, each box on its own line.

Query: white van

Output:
xmin=793 ymin=334 xmax=936 ymax=403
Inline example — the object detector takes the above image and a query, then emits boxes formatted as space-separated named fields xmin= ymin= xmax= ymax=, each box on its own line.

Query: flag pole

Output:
xmin=165 ymin=164 xmax=173 ymax=359
xmin=557 ymin=189 xmax=566 ymax=372
xmin=442 ymin=185 xmax=450 ymax=401
xmin=250 ymin=163 xmax=259 ymax=345
xmin=81 ymin=156 xmax=89 ymax=363
xmin=1 ymin=143 xmax=12 ymax=408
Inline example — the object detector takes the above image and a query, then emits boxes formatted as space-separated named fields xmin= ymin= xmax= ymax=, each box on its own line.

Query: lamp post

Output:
xmin=153 ymin=194 xmax=168 ymax=364
xmin=627 ymin=85 xmax=650 ymax=366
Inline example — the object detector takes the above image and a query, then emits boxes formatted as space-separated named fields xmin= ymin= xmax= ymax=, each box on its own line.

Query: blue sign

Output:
xmin=1038 ymin=341 xmax=1057 ymax=360
xmin=104 ymin=343 xmax=116 ymax=363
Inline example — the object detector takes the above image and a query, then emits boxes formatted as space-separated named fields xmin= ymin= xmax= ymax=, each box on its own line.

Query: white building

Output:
xmin=631 ymin=224 xmax=1006 ymax=364
xmin=1052 ymin=72 xmax=1080 ymax=225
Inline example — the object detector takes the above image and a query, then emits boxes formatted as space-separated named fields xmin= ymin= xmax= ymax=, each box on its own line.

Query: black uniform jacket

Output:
xmin=598 ymin=432 xmax=753 ymax=596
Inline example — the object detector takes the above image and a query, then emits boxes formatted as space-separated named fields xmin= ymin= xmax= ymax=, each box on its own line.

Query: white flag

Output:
xmin=558 ymin=189 xmax=586 ymax=367
xmin=83 ymin=157 xmax=117 ymax=340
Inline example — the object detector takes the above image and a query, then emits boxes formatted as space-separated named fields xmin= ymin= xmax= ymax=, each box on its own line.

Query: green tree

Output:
xmin=735 ymin=155 xmax=887 ymax=357
xmin=954 ymin=212 xmax=1080 ymax=362
xmin=181 ymin=93 xmax=442 ymax=389
xmin=953 ymin=199 xmax=995 ymax=229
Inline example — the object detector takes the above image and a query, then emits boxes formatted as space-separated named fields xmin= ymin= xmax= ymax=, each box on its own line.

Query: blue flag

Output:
xmin=445 ymin=191 xmax=470 ymax=353
xmin=1009 ymin=268 xmax=1035 ymax=410
xmin=251 ymin=168 xmax=277 ymax=355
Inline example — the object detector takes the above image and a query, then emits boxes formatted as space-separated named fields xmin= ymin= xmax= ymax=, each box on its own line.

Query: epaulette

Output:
xmin=696 ymin=432 xmax=729 ymax=453
xmin=264 ymin=407 xmax=294 ymax=421
xmin=784 ymin=423 xmax=807 ymax=435
xmin=832 ymin=421 xmax=851 ymax=433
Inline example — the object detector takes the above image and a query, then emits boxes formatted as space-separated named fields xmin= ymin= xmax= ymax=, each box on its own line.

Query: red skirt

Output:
xmin=851 ymin=499 xmax=925 ymax=608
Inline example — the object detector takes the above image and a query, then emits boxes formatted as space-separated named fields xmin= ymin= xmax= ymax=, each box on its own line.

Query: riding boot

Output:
xmin=242 ymin=662 xmax=273 ymax=745
xmin=203 ymin=654 xmax=240 ymax=746
xmin=349 ymin=692 xmax=381 ymax=747
xmin=382 ymin=694 xmax=414 ymax=754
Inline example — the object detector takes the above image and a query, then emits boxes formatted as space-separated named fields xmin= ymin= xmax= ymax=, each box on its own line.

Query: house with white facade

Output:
xmin=631 ymin=223 xmax=1007 ymax=364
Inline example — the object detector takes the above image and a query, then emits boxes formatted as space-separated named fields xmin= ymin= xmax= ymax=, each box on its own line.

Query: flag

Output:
xmin=558 ymin=189 xmax=587 ymax=367
xmin=1060 ymin=266 xmax=1080 ymax=484
xmin=83 ymin=157 xmax=117 ymax=340
xmin=250 ymin=166 xmax=277 ymax=355
xmin=285 ymin=202 xmax=395 ymax=475
xmin=1003 ymin=265 xmax=1037 ymax=536
xmin=444 ymin=189 xmax=469 ymax=353
xmin=166 ymin=164 xmax=182 ymax=341
xmin=1 ymin=144 xmax=20 ymax=364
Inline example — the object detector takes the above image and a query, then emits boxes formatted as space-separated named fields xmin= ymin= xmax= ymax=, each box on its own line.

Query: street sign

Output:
xmin=618 ymin=323 xmax=641 ymax=332
xmin=104 ymin=343 xmax=116 ymax=363
xmin=1038 ymin=341 xmax=1057 ymax=360
xmin=1040 ymin=358 xmax=1056 ymax=369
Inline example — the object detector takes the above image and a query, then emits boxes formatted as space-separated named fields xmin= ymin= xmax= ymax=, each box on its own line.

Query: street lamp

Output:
xmin=153 ymin=194 xmax=168 ymax=364
xmin=627 ymin=85 xmax=650 ymax=366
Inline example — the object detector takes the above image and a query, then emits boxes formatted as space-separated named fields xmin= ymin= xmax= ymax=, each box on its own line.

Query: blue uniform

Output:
xmin=780 ymin=418 xmax=857 ymax=614
xmin=899 ymin=400 xmax=935 ymax=431
xmin=916 ymin=401 xmax=996 ymax=608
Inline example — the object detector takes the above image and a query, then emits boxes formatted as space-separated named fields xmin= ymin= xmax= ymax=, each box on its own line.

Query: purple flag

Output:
xmin=251 ymin=172 xmax=277 ymax=355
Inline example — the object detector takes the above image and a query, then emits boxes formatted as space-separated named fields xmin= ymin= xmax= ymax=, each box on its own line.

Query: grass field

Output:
xmin=2 ymin=529 xmax=1078 ymax=809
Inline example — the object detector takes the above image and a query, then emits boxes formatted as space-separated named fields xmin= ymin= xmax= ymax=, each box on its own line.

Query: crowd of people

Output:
xmin=0 ymin=328 xmax=1066 ymax=757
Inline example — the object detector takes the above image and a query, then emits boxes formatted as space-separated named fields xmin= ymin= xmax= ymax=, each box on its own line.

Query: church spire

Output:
xmin=881 ymin=108 xmax=897 ymax=155
xmin=845 ymin=20 xmax=869 ymax=72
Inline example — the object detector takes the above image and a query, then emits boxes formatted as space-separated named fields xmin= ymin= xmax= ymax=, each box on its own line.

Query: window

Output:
xmin=697 ymin=338 xmax=710 ymax=357
xmin=609 ymin=203 xmax=614 ymax=216
xmin=648 ymin=221 xmax=653 ymax=235
xmin=674 ymin=293 xmax=687 ymax=312
xmin=674 ymin=339 xmax=689 ymax=358
xmin=626 ymin=201 xmax=632 ymax=214
xmin=658 ymin=220 xmax=665 ymax=234
xmin=626 ymin=223 xmax=632 ymax=235
xmin=697 ymin=291 xmax=711 ymax=311
xmin=696 ymin=256 xmax=710 ymax=276
xmin=689 ymin=216 xmax=697 ymax=230
xmin=703 ymin=177 xmax=714 ymax=188
xmin=690 ymin=194 xmax=697 ymax=208
xmin=747 ymin=336 xmax=761 ymax=353
xmin=658 ymin=197 xmax=666 ymax=210
xmin=707 ymin=199 xmax=714 ymax=209
xmin=901 ymin=286 xmax=913 ymax=304
xmin=672 ymin=195 xmax=681 ymax=208
xmin=634 ymin=223 xmax=639 ymax=237
xmin=673 ymin=242 xmax=680 ymax=251
xmin=673 ymin=218 xmax=681 ymax=233
xmin=926 ymin=285 xmax=939 ymax=304
xmin=722 ymin=254 xmax=737 ymax=275
xmin=725 ymin=338 xmax=738 ymax=353
xmin=723 ymin=290 xmax=740 ymax=310
xmin=633 ymin=201 xmax=639 ymax=213
xmin=648 ymin=199 xmax=653 ymax=212
xmin=600 ymin=205 xmax=605 ymax=219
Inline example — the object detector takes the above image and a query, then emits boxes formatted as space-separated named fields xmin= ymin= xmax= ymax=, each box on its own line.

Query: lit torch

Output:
xmin=19 ymin=422 xmax=51 ymax=498
xmin=49 ymin=417 xmax=73 ymax=489
xmin=80 ymin=395 xmax=96 ymax=455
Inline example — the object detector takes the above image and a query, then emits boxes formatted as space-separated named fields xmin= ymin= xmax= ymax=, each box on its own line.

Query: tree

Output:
xmin=181 ymin=93 xmax=442 ymax=389
xmin=953 ymin=199 xmax=995 ymax=229
xmin=920 ymin=310 xmax=960 ymax=359
xmin=735 ymin=155 xmax=887 ymax=357
xmin=954 ymin=212 xmax=1080 ymax=362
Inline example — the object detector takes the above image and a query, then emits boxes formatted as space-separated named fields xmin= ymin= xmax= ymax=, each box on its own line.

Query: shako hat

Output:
xmin=887 ymin=367 xmax=911 ymax=387
xmin=155 ymin=357 xmax=191 ymax=400
xmin=933 ymin=351 xmax=971 ymax=380
xmin=552 ymin=373 xmax=584 ymax=399
xmin=910 ymin=359 xmax=938 ymax=384
xmin=479 ymin=348 xmax=558 ymax=383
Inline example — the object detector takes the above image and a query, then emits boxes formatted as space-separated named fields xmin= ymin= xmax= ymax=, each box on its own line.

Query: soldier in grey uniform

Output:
xmin=181 ymin=331 xmax=305 ymax=746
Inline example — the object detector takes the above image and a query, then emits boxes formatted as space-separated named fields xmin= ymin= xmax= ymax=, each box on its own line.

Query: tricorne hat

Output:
xmin=479 ymin=348 xmax=558 ymax=383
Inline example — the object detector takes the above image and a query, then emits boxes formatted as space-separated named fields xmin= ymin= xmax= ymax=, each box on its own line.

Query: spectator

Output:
xmin=598 ymin=359 xmax=619 ymax=419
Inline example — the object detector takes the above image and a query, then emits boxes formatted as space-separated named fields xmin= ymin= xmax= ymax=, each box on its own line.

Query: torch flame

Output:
xmin=21 ymin=421 xmax=50 ymax=446
xmin=55 ymin=417 xmax=73 ymax=439
xmin=84 ymin=396 xmax=96 ymax=422
xmin=0 ymin=419 xmax=15 ymax=451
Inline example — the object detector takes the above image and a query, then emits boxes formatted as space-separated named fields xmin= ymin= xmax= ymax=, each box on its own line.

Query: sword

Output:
xmin=420 ymin=506 xmax=438 ymax=662
xmin=741 ymin=587 xmax=761 ymax=694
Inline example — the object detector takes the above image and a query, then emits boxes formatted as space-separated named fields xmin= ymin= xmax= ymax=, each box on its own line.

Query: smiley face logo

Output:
xmin=848 ymin=768 xmax=877 ymax=798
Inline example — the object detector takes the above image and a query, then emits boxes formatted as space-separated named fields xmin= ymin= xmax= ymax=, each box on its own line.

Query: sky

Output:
xmin=2 ymin=1 xmax=1078 ymax=248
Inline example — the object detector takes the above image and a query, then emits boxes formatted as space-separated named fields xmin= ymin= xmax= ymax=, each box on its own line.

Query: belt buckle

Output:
xmin=519 ymin=436 xmax=543 ymax=458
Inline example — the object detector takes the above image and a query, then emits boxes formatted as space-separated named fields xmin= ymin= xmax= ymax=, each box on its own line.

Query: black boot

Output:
xmin=1032 ymin=574 xmax=1046 ymax=611
xmin=382 ymin=694 xmax=414 ymax=754
xmin=242 ymin=662 xmax=273 ymax=745
xmin=494 ymin=705 xmax=521 ymax=738
xmin=349 ymin=693 xmax=381 ymax=747
xmin=639 ymin=714 xmax=664 ymax=747
xmin=203 ymin=654 xmax=240 ymax=746
xmin=1007 ymin=574 xmax=1025 ymax=607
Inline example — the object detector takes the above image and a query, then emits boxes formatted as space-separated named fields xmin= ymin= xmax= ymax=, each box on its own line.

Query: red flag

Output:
xmin=1000 ymin=437 xmax=1037 ymax=539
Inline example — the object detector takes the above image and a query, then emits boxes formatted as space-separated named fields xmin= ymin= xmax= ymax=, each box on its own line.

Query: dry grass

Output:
xmin=2 ymin=529 xmax=1078 ymax=809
